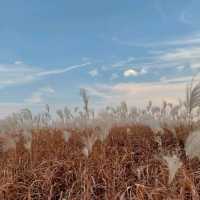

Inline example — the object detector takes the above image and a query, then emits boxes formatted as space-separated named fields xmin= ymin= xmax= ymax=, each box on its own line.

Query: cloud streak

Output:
xmin=37 ymin=62 xmax=91 ymax=77
xmin=25 ymin=86 xmax=55 ymax=104
xmin=112 ymin=33 xmax=200 ymax=48
xmin=0 ymin=62 xmax=91 ymax=89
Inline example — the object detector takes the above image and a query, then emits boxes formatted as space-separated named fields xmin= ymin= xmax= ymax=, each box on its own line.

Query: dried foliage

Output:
xmin=0 ymin=124 xmax=199 ymax=200
xmin=1 ymin=79 xmax=200 ymax=199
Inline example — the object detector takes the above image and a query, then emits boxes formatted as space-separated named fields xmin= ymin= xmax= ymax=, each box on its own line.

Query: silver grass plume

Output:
xmin=163 ymin=154 xmax=182 ymax=184
xmin=185 ymin=77 xmax=200 ymax=124
xmin=185 ymin=130 xmax=200 ymax=160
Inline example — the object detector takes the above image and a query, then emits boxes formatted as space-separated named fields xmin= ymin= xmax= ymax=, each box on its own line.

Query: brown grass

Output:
xmin=0 ymin=124 xmax=199 ymax=200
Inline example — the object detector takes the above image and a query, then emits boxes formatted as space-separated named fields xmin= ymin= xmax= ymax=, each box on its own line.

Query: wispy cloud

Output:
xmin=0 ymin=62 xmax=40 ymax=88
xmin=37 ymin=62 xmax=90 ymax=77
xmin=157 ymin=46 xmax=200 ymax=69
xmin=109 ymin=43 xmax=200 ymax=74
xmin=89 ymin=68 xmax=98 ymax=77
xmin=86 ymin=80 xmax=187 ymax=108
xmin=111 ymin=57 xmax=135 ymax=68
xmin=140 ymin=68 xmax=148 ymax=74
xmin=0 ymin=62 xmax=91 ymax=89
xmin=112 ymin=33 xmax=200 ymax=48
xmin=159 ymin=47 xmax=200 ymax=62
xmin=179 ymin=11 xmax=193 ymax=25
xmin=25 ymin=86 xmax=55 ymax=104
xmin=14 ymin=60 xmax=24 ymax=65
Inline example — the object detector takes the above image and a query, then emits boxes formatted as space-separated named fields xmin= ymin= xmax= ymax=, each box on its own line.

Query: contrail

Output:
xmin=37 ymin=62 xmax=91 ymax=77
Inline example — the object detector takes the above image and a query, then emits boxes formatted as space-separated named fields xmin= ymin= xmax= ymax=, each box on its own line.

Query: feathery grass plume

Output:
xmin=82 ymin=146 xmax=89 ymax=157
xmin=118 ymin=101 xmax=128 ymax=121
xmin=64 ymin=106 xmax=73 ymax=121
xmin=22 ymin=130 xmax=32 ymax=151
xmin=185 ymin=77 xmax=200 ymax=124
xmin=63 ymin=130 xmax=72 ymax=142
xmin=96 ymin=125 xmax=110 ymax=142
xmin=90 ymin=112 xmax=113 ymax=142
xmin=146 ymin=100 xmax=152 ymax=113
xmin=126 ymin=127 xmax=131 ymax=135
xmin=56 ymin=109 xmax=64 ymax=121
xmin=42 ymin=104 xmax=52 ymax=127
xmin=163 ymin=154 xmax=182 ymax=184
xmin=81 ymin=133 xmax=97 ymax=157
xmin=140 ymin=113 xmax=161 ymax=132
xmin=154 ymin=133 xmax=162 ymax=146
xmin=161 ymin=100 xmax=167 ymax=116
xmin=80 ymin=88 xmax=90 ymax=119
xmin=185 ymin=130 xmax=200 ymax=159
xmin=24 ymin=138 xmax=32 ymax=151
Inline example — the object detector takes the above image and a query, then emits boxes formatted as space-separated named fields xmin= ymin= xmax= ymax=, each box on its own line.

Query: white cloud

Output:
xmin=191 ymin=63 xmax=200 ymax=69
xmin=82 ymin=57 xmax=91 ymax=62
xmin=140 ymin=68 xmax=148 ymax=74
xmin=159 ymin=47 xmax=200 ymax=62
xmin=124 ymin=69 xmax=139 ymax=77
xmin=160 ymin=75 xmax=195 ymax=83
xmin=112 ymin=33 xmax=200 ymax=48
xmin=177 ymin=65 xmax=185 ymax=71
xmin=0 ymin=63 xmax=40 ymax=88
xmin=110 ymin=34 xmax=200 ymax=75
xmin=0 ymin=62 xmax=91 ymax=89
xmin=44 ymin=87 xmax=55 ymax=93
xmin=0 ymin=61 xmax=91 ymax=117
xmin=156 ymin=46 xmax=200 ymax=70
xmin=25 ymin=86 xmax=55 ymax=104
xmin=112 ymin=57 xmax=135 ymax=68
xmin=14 ymin=60 xmax=24 ymax=65
xmin=37 ymin=62 xmax=90 ymax=77
xmin=89 ymin=69 xmax=98 ymax=77
xmin=86 ymin=80 xmax=187 ymax=108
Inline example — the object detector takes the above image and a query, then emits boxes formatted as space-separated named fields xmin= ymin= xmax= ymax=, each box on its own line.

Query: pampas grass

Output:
xmin=185 ymin=130 xmax=200 ymax=159
xmin=81 ymin=132 xmax=97 ymax=157
xmin=185 ymin=77 xmax=200 ymax=125
xmin=0 ymin=78 xmax=200 ymax=199
xmin=163 ymin=154 xmax=182 ymax=184
xmin=0 ymin=123 xmax=200 ymax=199
xmin=63 ymin=130 xmax=72 ymax=142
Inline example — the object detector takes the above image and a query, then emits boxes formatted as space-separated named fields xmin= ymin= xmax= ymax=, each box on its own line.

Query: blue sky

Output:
xmin=1 ymin=0 xmax=200 ymax=117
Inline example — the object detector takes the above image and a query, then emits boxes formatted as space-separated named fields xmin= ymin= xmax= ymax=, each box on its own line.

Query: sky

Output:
xmin=1 ymin=0 xmax=200 ymax=118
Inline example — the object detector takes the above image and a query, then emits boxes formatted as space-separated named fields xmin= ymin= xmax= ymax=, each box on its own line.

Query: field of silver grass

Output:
xmin=0 ymin=80 xmax=200 ymax=199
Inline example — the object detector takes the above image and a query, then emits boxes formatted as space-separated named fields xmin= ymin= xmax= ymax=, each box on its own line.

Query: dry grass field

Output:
xmin=1 ymin=81 xmax=200 ymax=199
xmin=0 ymin=124 xmax=199 ymax=200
